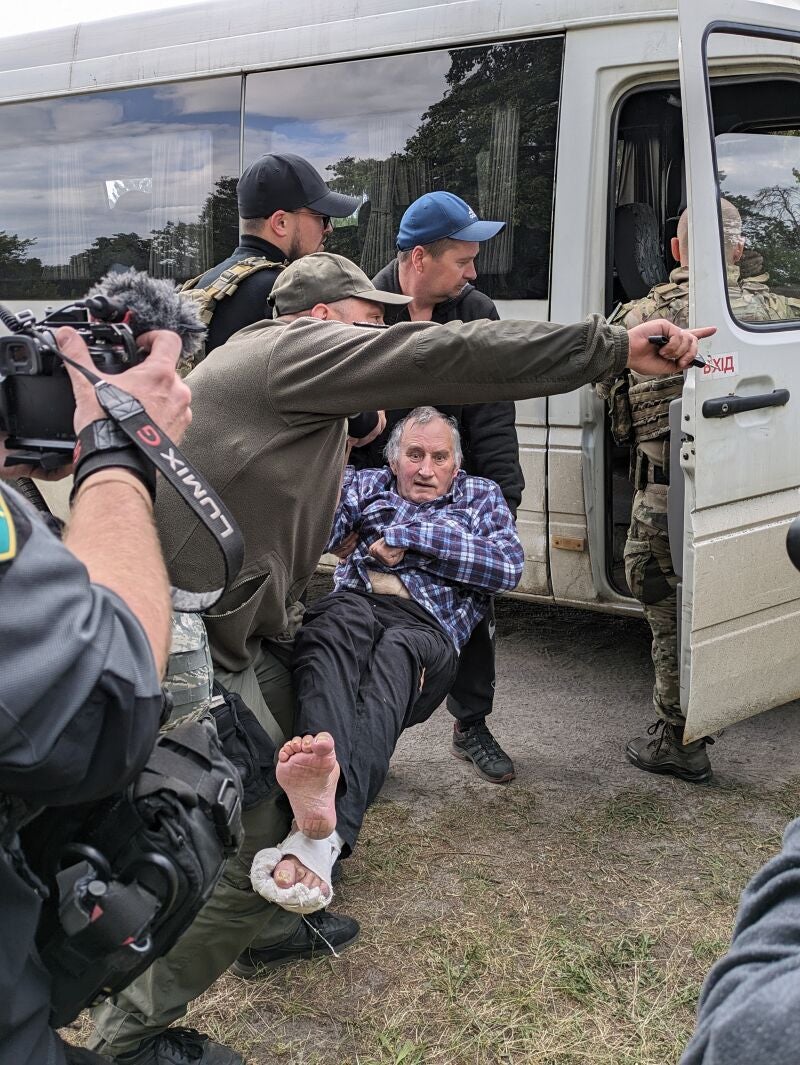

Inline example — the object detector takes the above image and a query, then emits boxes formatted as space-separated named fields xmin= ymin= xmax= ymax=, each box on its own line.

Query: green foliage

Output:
xmin=197 ymin=175 xmax=240 ymax=266
xmin=0 ymin=230 xmax=37 ymax=265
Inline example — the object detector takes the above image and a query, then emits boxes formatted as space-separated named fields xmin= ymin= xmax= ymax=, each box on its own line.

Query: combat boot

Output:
xmin=626 ymin=720 xmax=713 ymax=783
xmin=110 ymin=1028 xmax=242 ymax=1064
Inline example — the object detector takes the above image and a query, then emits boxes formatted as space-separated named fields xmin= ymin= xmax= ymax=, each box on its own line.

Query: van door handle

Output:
xmin=702 ymin=389 xmax=790 ymax=419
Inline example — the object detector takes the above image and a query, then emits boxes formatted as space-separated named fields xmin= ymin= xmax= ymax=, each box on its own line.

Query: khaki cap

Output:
xmin=270 ymin=253 xmax=412 ymax=316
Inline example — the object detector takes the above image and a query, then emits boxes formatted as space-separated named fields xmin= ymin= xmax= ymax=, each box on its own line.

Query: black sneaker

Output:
xmin=230 ymin=910 xmax=360 ymax=978
xmin=112 ymin=1027 xmax=242 ymax=1064
xmin=626 ymin=720 xmax=713 ymax=783
xmin=452 ymin=721 xmax=516 ymax=784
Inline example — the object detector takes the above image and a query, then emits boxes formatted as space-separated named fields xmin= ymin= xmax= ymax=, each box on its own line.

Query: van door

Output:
xmin=677 ymin=0 xmax=800 ymax=740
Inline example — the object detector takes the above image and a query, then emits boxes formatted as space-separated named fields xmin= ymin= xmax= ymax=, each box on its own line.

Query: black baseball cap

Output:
xmin=237 ymin=153 xmax=360 ymax=220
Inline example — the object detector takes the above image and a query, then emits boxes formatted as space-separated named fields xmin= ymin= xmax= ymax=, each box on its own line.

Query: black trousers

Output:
xmin=446 ymin=601 xmax=496 ymax=726
xmin=291 ymin=590 xmax=458 ymax=851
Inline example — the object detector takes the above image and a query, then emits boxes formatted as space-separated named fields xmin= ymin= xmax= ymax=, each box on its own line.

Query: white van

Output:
xmin=0 ymin=0 xmax=798 ymax=740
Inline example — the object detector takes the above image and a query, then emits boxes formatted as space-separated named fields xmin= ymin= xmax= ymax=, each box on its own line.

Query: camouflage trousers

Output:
xmin=623 ymin=482 xmax=683 ymax=726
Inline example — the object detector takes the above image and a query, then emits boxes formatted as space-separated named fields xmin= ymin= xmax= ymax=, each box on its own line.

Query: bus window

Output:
xmin=0 ymin=78 xmax=241 ymax=301
xmin=243 ymin=38 xmax=563 ymax=301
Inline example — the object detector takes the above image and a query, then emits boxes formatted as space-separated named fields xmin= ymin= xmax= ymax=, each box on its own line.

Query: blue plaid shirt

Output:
xmin=327 ymin=467 xmax=524 ymax=651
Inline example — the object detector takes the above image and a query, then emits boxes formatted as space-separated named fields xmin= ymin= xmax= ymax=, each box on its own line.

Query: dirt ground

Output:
xmin=71 ymin=593 xmax=800 ymax=1064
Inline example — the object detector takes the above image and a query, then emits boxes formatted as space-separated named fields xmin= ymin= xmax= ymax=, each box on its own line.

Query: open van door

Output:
xmin=677 ymin=0 xmax=800 ymax=740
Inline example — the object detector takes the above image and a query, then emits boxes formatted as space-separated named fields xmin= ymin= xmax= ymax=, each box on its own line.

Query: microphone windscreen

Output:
xmin=87 ymin=269 xmax=206 ymax=360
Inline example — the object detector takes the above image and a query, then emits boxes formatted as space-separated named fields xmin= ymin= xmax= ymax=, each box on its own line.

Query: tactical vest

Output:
xmin=180 ymin=256 xmax=285 ymax=364
xmin=628 ymin=373 xmax=684 ymax=445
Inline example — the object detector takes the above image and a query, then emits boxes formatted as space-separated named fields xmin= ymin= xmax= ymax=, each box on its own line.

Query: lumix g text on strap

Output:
xmin=60 ymin=352 xmax=244 ymax=612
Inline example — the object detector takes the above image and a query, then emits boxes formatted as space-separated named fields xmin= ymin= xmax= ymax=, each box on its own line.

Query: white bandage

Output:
xmin=250 ymin=829 xmax=340 ymax=914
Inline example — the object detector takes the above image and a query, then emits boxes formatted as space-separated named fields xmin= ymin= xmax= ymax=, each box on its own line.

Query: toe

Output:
xmin=312 ymin=731 xmax=336 ymax=755
xmin=272 ymin=858 xmax=297 ymax=887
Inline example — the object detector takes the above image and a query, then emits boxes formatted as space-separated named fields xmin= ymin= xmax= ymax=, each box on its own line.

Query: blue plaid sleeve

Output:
xmin=382 ymin=483 xmax=524 ymax=594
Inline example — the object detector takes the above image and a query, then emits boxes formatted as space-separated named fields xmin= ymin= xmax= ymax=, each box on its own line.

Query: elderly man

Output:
xmin=611 ymin=201 xmax=799 ymax=783
xmin=252 ymin=407 xmax=524 ymax=906
xmin=90 ymin=251 xmax=711 ymax=1064
xmin=358 ymin=191 xmax=524 ymax=785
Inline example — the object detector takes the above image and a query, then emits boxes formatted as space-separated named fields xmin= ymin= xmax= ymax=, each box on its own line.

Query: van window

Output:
xmin=243 ymin=37 xmax=563 ymax=300
xmin=710 ymin=70 xmax=800 ymax=327
xmin=0 ymin=79 xmax=241 ymax=301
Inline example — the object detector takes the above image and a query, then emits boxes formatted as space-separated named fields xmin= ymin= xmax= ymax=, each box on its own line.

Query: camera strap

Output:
xmin=58 ymin=353 xmax=244 ymax=612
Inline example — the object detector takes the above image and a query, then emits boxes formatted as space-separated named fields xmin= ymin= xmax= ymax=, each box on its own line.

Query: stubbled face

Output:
xmin=324 ymin=298 xmax=385 ymax=326
xmin=420 ymin=240 xmax=480 ymax=301
xmin=390 ymin=419 xmax=459 ymax=503
xmin=286 ymin=208 xmax=334 ymax=259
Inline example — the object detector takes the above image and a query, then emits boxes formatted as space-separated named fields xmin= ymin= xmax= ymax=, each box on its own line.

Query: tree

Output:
xmin=0 ymin=231 xmax=48 ymax=300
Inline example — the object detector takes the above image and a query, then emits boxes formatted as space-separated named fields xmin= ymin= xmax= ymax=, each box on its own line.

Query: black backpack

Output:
xmin=19 ymin=718 xmax=243 ymax=1028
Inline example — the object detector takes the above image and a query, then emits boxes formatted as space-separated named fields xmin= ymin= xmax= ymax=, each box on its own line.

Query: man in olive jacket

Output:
xmin=361 ymin=190 xmax=524 ymax=784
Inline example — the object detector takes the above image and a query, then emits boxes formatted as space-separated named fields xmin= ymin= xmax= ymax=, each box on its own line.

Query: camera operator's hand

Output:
xmin=57 ymin=327 xmax=192 ymax=442
xmin=626 ymin=320 xmax=716 ymax=376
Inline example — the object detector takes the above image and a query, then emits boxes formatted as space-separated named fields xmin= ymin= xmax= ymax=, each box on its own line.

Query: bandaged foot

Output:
xmin=276 ymin=731 xmax=340 ymax=839
xmin=251 ymin=828 xmax=340 ymax=914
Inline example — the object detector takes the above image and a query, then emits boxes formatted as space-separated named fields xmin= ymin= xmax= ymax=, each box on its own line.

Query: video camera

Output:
xmin=0 ymin=302 xmax=143 ymax=467
xmin=0 ymin=270 xmax=205 ymax=468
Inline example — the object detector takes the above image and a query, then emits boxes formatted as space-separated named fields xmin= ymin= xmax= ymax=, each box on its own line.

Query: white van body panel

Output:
xmin=0 ymin=2 xmax=678 ymax=100
xmin=548 ymin=19 xmax=679 ymax=611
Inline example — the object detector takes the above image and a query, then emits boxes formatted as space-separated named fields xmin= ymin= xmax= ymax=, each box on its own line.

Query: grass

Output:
xmin=67 ymin=773 xmax=799 ymax=1064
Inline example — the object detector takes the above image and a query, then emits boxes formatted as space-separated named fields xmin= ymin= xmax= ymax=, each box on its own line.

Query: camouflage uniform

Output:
xmin=161 ymin=612 xmax=214 ymax=726
xmin=614 ymin=265 xmax=796 ymax=731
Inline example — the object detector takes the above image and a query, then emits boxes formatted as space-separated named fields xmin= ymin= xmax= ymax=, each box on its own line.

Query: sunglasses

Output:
xmin=295 ymin=208 xmax=332 ymax=229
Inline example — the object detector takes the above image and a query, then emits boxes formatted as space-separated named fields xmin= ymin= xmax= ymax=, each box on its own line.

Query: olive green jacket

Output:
xmin=156 ymin=313 xmax=629 ymax=671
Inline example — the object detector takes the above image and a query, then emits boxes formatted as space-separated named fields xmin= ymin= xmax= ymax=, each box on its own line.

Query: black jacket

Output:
xmin=195 ymin=235 xmax=288 ymax=354
xmin=353 ymin=260 xmax=525 ymax=516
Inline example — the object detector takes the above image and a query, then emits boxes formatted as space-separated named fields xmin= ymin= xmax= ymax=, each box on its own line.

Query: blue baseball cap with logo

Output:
xmin=396 ymin=191 xmax=505 ymax=250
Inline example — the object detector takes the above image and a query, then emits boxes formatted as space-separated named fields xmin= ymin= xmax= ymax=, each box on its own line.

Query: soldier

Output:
xmin=612 ymin=200 xmax=800 ymax=782
xmin=185 ymin=153 xmax=360 ymax=354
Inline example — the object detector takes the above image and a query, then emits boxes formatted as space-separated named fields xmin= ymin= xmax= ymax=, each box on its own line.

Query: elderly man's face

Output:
xmin=391 ymin=419 xmax=459 ymax=503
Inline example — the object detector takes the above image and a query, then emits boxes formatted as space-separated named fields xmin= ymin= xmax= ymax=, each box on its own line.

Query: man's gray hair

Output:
xmin=384 ymin=406 xmax=463 ymax=468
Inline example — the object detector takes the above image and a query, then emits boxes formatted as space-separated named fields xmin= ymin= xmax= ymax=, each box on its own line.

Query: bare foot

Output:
xmin=275 ymin=732 xmax=340 ymax=839
xmin=272 ymin=852 xmax=331 ymax=898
